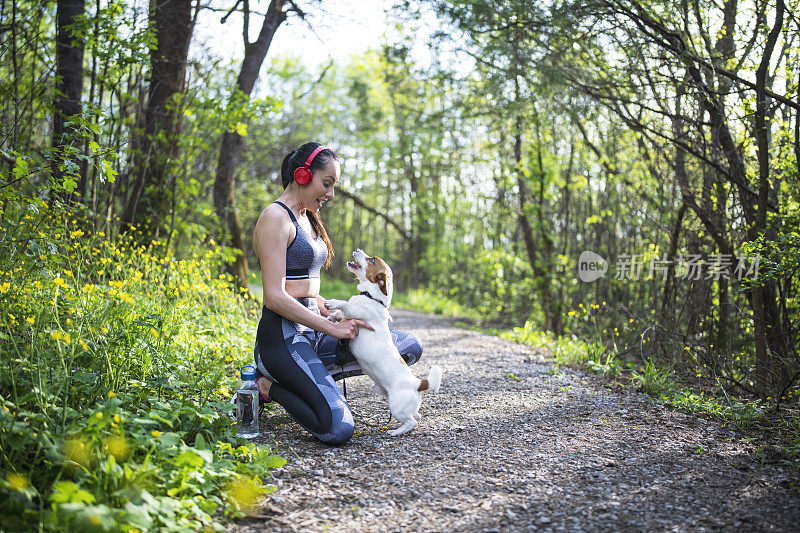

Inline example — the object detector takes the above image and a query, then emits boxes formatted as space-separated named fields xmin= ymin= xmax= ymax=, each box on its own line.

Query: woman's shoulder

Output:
xmin=255 ymin=203 xmax=294 ymax=234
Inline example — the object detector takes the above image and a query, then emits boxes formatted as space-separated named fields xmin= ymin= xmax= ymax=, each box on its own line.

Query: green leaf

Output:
xmin=175 ymin=448 xmax=205 ymax=469
xmin=50 ymin=481 xmax=96 ymax=504
xmin=235 ymin=122 xmax=248 ymax=137
xmin=100 ymin=160 xmax=117 ymax=183
xmin=262 ymin=454 xmax=286 ymax=468
xmin=12 ymin=156 xmax=29 ymax=180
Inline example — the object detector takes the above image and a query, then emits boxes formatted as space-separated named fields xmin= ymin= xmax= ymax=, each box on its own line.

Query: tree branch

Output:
xmin=336 ymin=188 xmax=411 ymax=239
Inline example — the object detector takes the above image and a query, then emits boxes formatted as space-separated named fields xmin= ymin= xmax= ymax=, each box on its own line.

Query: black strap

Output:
xmin=360 ymin=291 xmax=387 ymax=308
xmin=273 ymin=200 xmax=298 ymax=224
xmin=286 ymin=268 xmax=310 ymax=279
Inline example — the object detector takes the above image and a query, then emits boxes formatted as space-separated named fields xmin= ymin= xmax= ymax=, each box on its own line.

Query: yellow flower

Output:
xmin=54 ymin=277 xmax=65 ymax=287
xmin=79 ymin=340 xmax=88 ymax=350
xmin=95 ymin=412 xmax=103 ymax=419
xmin=6 ymin=472 xmax=28 ymax=491
xmin=64 ymin=436 xmax=92 ymax=467
xmin=0 ymin=282 xmax=10 ymax=293
xmin=63 ymin=333 xmax=71 ymax=344
xmin=151 ymin=430 xmax=161 ymax=438
xmin=219 ymin=386 xmax=229 ymax=396
xmin=225 ymin=476 xmax=262 ymax=513
xmin=50 ymin=331 xmax=63 ymax=341
xmin=103 ymin=435 xmax=130 ymax=461
xmin=107 ymin=391 xmax=116 ymax=398
xmin=26 ymin=317 xmax=35 ymax=325
xmin=113 ymin=414 xmax=121 ymax=424
xmin=118 ymin=293 xmax=134 ymax=305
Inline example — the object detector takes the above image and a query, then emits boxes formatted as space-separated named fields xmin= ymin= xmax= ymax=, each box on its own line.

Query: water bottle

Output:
xmin=236 ymin=365 xmax=259 ymax=438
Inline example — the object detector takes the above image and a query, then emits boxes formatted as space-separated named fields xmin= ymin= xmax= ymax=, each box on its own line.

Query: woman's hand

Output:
xmin=328 ymin=318 xmax=374 ymax=340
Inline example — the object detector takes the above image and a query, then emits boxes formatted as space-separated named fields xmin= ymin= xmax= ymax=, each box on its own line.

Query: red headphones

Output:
xmin=293 ymin=145 xmax=328 ymax=186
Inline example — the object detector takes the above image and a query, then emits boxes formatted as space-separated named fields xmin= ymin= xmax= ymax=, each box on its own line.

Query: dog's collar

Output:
xmin=360 ymin=291 xmax=387 ymax=308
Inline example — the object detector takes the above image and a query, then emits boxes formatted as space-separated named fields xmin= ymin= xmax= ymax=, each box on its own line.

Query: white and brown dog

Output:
xmin=324 ymin=249 xmax=442 ymax=436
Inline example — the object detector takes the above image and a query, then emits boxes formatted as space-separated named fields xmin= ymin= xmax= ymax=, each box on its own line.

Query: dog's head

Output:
xmin=347 ymin=249 xmax=393 ymax=305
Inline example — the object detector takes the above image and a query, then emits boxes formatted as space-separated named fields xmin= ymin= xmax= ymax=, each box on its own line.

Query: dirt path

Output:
xmin=233 ymin=309 xmax=799 ymax=532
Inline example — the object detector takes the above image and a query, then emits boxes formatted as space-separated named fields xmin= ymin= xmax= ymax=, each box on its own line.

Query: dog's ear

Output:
xmin=376 ymin=272 xmax=388 ymax=296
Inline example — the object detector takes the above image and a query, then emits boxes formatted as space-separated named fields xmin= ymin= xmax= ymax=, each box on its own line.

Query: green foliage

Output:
xmin=502 ymin=320 xmax=771 ymax=432
xmin=0 ymin=197 xmax=281 ymax=531
xmin=663 ymin=391 xmax=766 ymax=431
xmin=631 ymin=359 xmax=675 ymax=397
xmin=393 ymin=288 xmax=480 ymax=321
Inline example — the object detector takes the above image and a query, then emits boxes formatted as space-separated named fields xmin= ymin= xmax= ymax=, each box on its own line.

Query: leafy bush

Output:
xmin=0 ymin=199 xmax=283 ymax=530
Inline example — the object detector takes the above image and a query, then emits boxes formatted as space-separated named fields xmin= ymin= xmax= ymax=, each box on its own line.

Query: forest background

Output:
xmin=1 ymin=0 xmax=799 ymax=530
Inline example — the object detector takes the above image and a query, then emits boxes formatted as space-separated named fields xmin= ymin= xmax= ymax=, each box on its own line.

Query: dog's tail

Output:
xmin=418 ymin=365 xmax=442 ymax=393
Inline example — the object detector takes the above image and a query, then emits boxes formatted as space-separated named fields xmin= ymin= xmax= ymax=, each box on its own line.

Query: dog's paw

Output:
xmin=324 ymin=299 xmax=346 ymax=311
xmin=327 ymin=309 xmax=345 ymax=322
xmin=387 ymin=419 xmax=418 ymax=436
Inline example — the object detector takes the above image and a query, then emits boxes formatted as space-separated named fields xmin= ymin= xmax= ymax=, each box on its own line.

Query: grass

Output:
xmin=0 ymin=200 xmax=285 ymax=531
xmin=631 ymin=359 xmax=675 ymax=397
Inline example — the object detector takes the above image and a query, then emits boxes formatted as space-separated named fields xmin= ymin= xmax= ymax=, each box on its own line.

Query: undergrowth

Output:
xmin=0 ymin=198 xmax=284 ymax=531
xmin=398 ymin=287 xmax=800 ymax=470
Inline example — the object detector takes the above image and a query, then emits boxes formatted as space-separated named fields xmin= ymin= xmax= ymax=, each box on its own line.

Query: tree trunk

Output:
xmin=214 ymin=0 xmax=287 ymax=289
xmin=52 ymin=0 xmax=85 ymax=199
xmin=122 ymin=0 xmax=193 ymax=238
xmin=750 ymin=0 xmax=785 ymax=398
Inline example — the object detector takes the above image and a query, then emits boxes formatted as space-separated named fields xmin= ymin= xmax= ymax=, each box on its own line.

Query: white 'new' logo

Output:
xmin=578 ymin=251 xmax=608 ymax=282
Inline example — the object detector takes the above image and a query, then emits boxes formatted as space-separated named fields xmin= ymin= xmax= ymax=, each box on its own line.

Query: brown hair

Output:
xmin=280 ymin=142 xmax=336 ymax=267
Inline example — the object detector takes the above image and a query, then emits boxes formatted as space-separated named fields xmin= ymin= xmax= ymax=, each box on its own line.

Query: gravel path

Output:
xmin=233 ymin=309 xmax=800 ymax=532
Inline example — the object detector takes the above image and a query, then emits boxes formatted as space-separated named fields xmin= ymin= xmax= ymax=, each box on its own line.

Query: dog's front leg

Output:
xmin=323 ymin=299 xmax=351 ymax=316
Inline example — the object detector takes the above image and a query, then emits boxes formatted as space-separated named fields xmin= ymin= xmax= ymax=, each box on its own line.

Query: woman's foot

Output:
xmin=257 ymin=376 xmax=273 ymax=403
xmin=256 ymin=377 xmax=274 ymax=417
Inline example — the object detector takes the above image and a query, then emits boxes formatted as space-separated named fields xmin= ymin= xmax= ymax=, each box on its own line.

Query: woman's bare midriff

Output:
xmin=285 ymin=278 xmax=321 ymax=299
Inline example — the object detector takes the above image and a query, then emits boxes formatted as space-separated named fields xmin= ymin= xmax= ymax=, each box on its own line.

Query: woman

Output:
xmin=252 ymin=141 xmax=423 ymax=445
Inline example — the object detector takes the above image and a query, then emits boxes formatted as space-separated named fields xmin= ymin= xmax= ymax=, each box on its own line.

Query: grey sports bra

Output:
xmin=273 ymin=201 xmax=328 ymax=280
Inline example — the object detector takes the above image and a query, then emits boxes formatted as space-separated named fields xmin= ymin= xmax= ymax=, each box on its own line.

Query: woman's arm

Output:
xmin=254 ymin=206 xmax=365 ymax=339
xmin=315 ymin=295 xmax=331 ymax=317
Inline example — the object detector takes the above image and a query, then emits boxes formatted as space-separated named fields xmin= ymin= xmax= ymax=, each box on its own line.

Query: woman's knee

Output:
xmin=312 ymin=390 xmax=354 ymax=445
xmin=318 ymin=417 xmax=354 ymax=445
xmin=401 ymin=333 xmax=423 ymax=365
